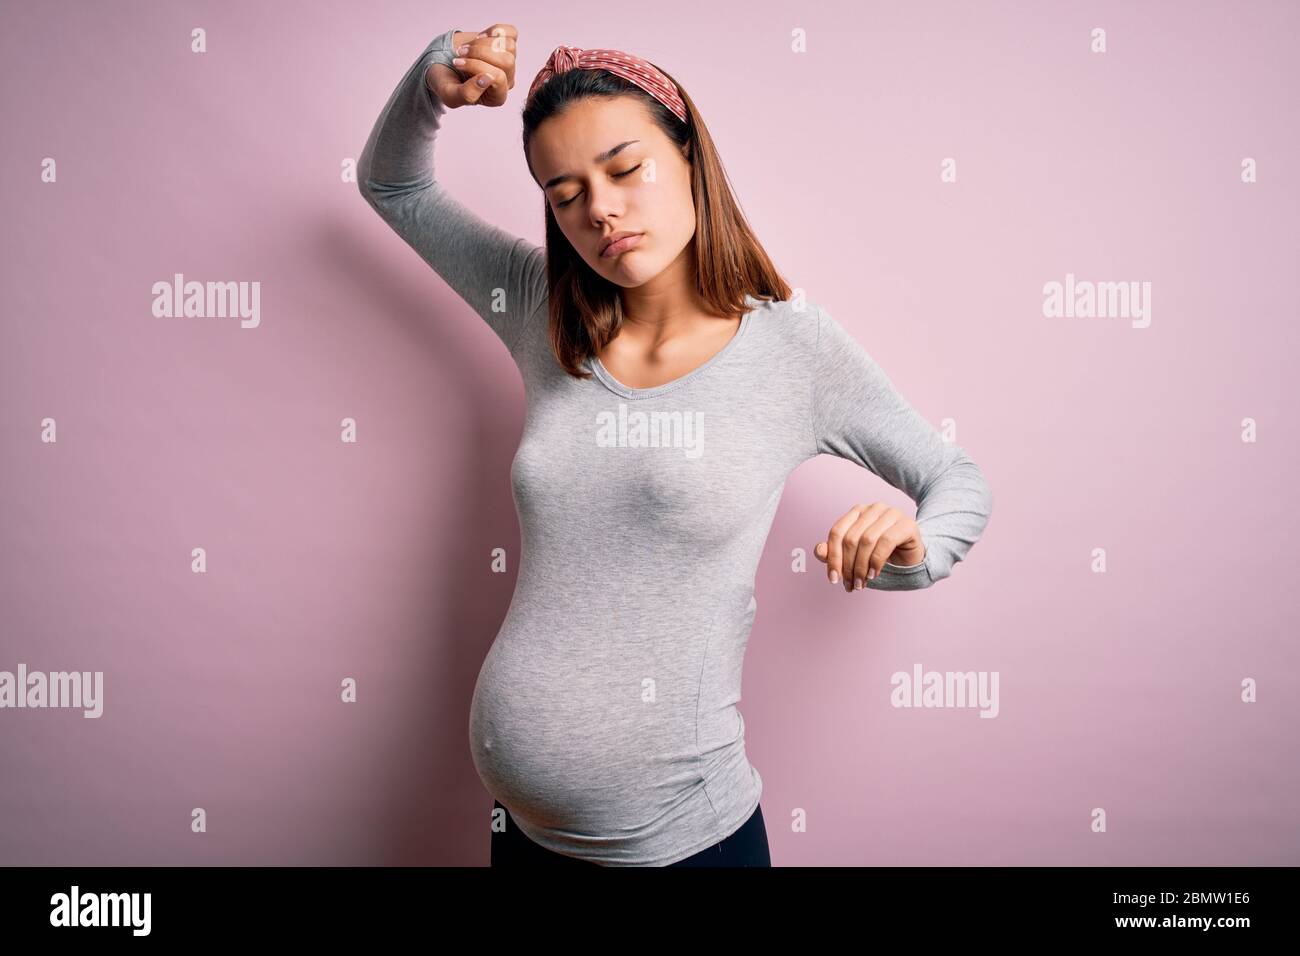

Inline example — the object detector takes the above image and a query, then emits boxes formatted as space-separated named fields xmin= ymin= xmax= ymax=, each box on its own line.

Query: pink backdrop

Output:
xmin=2 ymin=0 xmax=1296 ymax=865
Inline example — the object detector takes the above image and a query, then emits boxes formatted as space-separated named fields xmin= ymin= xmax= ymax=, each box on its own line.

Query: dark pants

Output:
xmin=490 ymin=799 xmax=771 ymax=867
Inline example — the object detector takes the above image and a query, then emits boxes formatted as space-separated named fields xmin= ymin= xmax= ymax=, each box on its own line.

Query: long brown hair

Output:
xmin=521 ymin=61 xmax=791 ymax=378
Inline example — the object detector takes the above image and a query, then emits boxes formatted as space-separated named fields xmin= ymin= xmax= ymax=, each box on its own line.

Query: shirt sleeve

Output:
xmin=810 ymin=304 xmax=993 ymax=591
xmin=357 ymin=27 xmax=547 ymax=357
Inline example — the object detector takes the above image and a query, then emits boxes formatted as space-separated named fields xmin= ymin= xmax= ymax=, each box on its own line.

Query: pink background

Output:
xmin=2 ymin=0 xmax=1296 ymax=865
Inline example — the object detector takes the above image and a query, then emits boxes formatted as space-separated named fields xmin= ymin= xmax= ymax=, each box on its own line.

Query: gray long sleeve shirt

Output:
xmin=358 ymin=27 xmax=994 ymax=865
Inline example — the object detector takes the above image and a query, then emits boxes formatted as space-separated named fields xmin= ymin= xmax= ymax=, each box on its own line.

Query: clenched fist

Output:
xmin=426 ymin=23 xmax=519 ymax=109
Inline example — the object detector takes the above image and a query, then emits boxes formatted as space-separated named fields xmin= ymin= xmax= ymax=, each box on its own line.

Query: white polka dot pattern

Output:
xmin=527 ymin=44 xmax=688 ymax=123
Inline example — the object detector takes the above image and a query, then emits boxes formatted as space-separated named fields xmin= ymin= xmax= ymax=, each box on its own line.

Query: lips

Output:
xmin=600 ymin=232 xmax=644 ymax=258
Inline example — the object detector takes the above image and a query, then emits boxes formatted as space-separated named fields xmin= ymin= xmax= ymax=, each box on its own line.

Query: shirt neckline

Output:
xmin=587 ymin=295 xmax=759 ymax=400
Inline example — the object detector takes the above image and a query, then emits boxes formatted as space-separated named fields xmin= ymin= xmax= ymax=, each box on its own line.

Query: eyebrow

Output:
xmin=542 ymin=141 xmax=640 ymax=190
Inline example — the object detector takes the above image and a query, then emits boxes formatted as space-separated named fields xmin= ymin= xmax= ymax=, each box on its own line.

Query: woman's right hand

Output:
xmin=427 ymin=24 xmax=518 ymax=109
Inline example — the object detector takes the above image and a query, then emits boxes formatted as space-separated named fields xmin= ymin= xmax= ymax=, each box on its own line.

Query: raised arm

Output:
xmin=811 ymin=304 xmax=993 ymax=591
xmin=357 ymin=27 xmax=546 ymax=355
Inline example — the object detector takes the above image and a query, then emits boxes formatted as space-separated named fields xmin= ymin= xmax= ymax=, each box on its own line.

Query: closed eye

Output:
xmin=556 ymin=164 xmax=642 ymax=208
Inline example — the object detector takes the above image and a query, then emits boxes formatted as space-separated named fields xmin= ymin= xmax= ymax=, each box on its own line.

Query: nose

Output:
xmin=586 ymin=179 xmax=623 ymax=230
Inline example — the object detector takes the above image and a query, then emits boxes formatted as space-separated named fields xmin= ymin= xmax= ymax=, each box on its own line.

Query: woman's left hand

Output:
xmin=813 ymin=502 xmax=925 ymax=592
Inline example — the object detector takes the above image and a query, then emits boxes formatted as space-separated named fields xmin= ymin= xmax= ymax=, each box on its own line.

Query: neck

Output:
xmin=617 ymin=253 xmax=728 ymax=342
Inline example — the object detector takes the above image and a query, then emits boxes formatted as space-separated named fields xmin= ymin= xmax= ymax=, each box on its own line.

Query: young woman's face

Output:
xmin=528 ymin=96 xmax=694 ymax=287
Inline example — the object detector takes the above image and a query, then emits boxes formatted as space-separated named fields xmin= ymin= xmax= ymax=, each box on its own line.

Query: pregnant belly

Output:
xmin=467 ymin=634 xmax=703 ymax=833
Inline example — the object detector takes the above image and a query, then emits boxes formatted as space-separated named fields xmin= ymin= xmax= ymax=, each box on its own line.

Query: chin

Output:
xmin=600 ymin=255 xmax=662 ymax=286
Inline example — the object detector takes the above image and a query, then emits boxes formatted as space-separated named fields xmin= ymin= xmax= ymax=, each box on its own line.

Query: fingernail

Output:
xmin=829 ymin=571 xmax=838 ymax=585
xmin=452 ymin=57 xmax=464 ymax=65
xmin=867 ymin=567 xmax=877 ymax=580
xmin=854 ymin=578 xmax=862 ymax=590
xmin=477 ymin=74 xmax=491 ymax=86
xmin=457 ymin=44 xmax=469 ymax=54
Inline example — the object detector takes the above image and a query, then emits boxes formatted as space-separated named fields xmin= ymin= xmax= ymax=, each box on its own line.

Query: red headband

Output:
xmin=527 ymin=44 xmax=687 ymax=123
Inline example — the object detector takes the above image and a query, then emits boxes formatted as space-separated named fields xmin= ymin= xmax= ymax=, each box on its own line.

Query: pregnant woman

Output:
xmin=358 ymin=23 xmax=993 ymax=867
